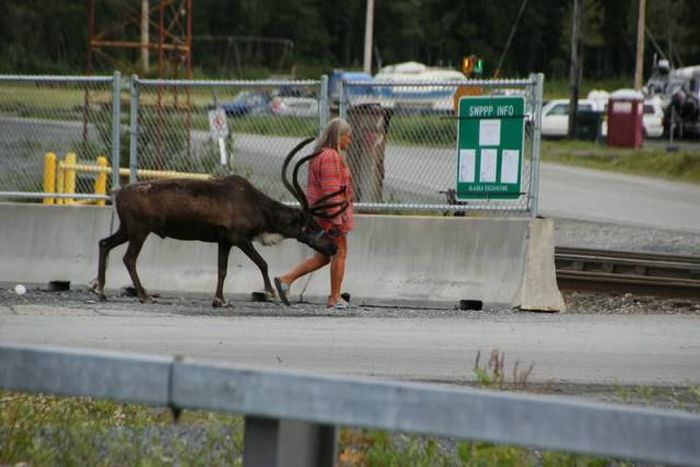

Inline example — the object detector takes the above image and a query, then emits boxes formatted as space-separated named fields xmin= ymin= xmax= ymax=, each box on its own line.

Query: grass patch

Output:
xmin=339 ymin=428 xmax=613 ymax=466
xmin=541 ymin=139 xmax=700 ymax=184
xmin=1 ymin=389 xmax=638 ymax=466
xmin=0 ymin=390 xmax=244 ymax=465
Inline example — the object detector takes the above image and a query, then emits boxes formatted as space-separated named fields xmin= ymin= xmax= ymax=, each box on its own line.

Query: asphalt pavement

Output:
xmin=1 ymin=292 xmax=699 ymax=387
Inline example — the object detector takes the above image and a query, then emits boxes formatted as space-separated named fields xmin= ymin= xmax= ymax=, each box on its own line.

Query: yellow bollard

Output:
xmin=43 ymin=152 xmax=57 ymax=205
xmin=63 ymin=152 xmax=77 ymax=205
xmin=95 ymin=155 xmax=108 ymax=206
xmin=56 ymin=160 xmax=64 ymax=205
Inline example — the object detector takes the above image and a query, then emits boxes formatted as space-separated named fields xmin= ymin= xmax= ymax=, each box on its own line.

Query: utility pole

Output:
xmin=141 ymin=0 xmax=150 ymax=73
xmin=567 ymin=0 xmax=583 ymax=139
xmin=363 ymin=0 xmax=375 ymax=74
xmin=633 ymin=0 xmax=646 ymax=89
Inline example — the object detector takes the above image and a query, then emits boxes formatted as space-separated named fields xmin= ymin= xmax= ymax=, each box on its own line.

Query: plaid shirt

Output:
xmin=307 ymin=147 xmax=354 ymax=233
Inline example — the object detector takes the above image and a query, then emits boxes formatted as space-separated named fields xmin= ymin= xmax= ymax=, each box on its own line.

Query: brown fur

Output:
xmin=93 ymin=174 xmax=337 ymax=307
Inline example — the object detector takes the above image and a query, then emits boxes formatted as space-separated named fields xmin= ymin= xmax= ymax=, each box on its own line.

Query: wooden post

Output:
xmin=634 ymin=0 xmax=647 ymax=90
xmin=567 ymin=0 xmax=583 ymax=139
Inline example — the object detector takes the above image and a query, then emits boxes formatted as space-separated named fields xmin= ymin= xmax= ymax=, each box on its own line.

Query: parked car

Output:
xmin=540 ymin=99 xmax=603 ymax=138
xmin=270 ymin=96 xmax=319 ymax=118
xmin=217 ymin=90 xmax=272 ymax=117
xmin=642 ymin=98 xmax=664 ymax=138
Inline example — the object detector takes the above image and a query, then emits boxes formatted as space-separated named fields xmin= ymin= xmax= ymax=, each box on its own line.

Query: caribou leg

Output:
xmin=213 ymin=240 xmax=232 ymax=308
xmin=122 ymin=230 xmax=151 ymax=303
xmin=94 ymin=224 xmax=129 ymax=300
xmin=237 ymin=239 xmax=276 ymax=299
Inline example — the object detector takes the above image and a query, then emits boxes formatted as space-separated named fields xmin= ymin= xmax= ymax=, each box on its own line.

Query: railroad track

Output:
xmin=555 ymin=247 xmax=700 ymax=298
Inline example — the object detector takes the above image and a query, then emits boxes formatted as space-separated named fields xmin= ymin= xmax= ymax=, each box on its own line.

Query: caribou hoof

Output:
xmin=274 ymin=278 xmax=290 ymax=306
xmin=212 ymin=297 xmax=233 ymax=308
xmin=138 ymin=295 xmax=154 ymax=304
xmin=251 ymin=291 xmax=274 ymax=302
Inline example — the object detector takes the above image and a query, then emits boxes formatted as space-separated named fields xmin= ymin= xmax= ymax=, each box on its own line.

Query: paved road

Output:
xmin=539 ymin=163 xmax=700 ymax=233
xmin=1 ymin=296 xmax=698 ymax=386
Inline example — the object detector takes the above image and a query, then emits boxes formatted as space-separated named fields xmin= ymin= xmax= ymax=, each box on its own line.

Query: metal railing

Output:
xmin=1 ymin=343 xmax=698 ymax=466
xmin=0 ymin=72 xmax=542 ymax=216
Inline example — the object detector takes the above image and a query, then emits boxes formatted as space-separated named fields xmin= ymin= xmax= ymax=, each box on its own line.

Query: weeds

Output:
xmin=473 ymin=348 xmax=535 ymax=390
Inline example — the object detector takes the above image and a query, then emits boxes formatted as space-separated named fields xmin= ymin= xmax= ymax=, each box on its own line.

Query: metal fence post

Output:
xmin=529 ymin=73 xmax=544 ymax=217
xmin=319 ymin=75 xmax=329 ymax=135
xmin=129 ymin=75 xmax=140 ymax=184
xmin=338 ymin=79 xmax=347 ymax=122
xmin=243 ymin=416 xmax=337 ymax=467
xmin=111 ymin=71 xmax=122 ymax=193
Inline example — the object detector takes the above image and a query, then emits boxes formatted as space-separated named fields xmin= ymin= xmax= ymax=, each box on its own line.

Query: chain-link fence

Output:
xmin=0 ymin=73 xmax=543 ymax=216
xmin=0 ymin=73 xmax=120 ymax=204
xmin=130 ymin=77 xmax=325 ymax=203
xmin=339 ymin=74 xmax=543 ymax=216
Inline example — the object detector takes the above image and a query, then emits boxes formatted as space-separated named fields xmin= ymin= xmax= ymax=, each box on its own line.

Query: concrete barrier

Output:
xmin=0 ymin=203 xmax=564 ymax=310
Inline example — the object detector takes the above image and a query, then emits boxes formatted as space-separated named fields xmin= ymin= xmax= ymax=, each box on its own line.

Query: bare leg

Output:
xmin=278 ymin=252 xmax=330 ymax=286
xmin=122 ymin=231 xmax=150 ymax=303
xmin=237 ymin=240 xmax=275 ymax=298
xmin=328 ymin=236 xmax=347 ymax=306
xmin=213 ymin=240 xmax=231 ymax=307
xmin=95 ymin=224 xmax=129 ymax=300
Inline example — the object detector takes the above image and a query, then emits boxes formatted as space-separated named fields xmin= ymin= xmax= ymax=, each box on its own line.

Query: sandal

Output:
xmin=326 ymin=297 xmax=350 ymax=310
xmin=274 ymin=277 xmax=290 ymax=306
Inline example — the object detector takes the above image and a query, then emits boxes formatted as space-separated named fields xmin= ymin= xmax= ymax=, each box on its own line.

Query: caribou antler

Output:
xmin=291 ymin=151 xmax=321 ymax=211
xmin=281 ymin=137 xmax=315 ymax=209
xmin=309 ymin=187 xmax=349 ymax=218
xmin=283 ymin=137 xmax=350 ymax=220
xmin=291 ymin=153 xmax=349 ymax=219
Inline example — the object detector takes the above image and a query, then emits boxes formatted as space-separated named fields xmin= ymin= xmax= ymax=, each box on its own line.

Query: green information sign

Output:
xmin=456 ymin=95 xmax=525 ymax=200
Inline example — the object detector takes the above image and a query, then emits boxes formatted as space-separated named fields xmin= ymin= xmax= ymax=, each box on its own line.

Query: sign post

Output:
xmin=208 ymin=108 xmax=229 ymax=165
xmin=456 ymin=95 xmax=525 ymax=200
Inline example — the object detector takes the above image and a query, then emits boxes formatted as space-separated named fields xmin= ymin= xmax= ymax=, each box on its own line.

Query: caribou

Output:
xmin=92 ymin=137 xmax=348 ymax=307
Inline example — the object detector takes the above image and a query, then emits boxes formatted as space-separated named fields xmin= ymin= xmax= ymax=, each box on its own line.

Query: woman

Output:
xmin=274 ymin=117 xmax=354 ymax=309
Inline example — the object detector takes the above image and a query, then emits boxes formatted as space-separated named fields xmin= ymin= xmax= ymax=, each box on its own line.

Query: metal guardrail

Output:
xmin=1 ymin=343 xmax=699 ymax=466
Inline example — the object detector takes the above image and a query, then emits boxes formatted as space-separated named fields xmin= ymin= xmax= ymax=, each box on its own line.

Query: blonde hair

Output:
xmin=314 ymin=117 xmax=351 ymax=152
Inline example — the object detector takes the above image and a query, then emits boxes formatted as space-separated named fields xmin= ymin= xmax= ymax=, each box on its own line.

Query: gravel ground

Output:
xmin=554 ymin=216 xmax=700 ymax=256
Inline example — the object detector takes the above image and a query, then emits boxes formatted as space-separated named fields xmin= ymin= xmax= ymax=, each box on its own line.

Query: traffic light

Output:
xmin=474 ymin=58 xmax=484 ymax=75
xmin=462 ymin=55 xmax=484 ymax=77
xmin=462 ymin=56 xmax=474 ymax=75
